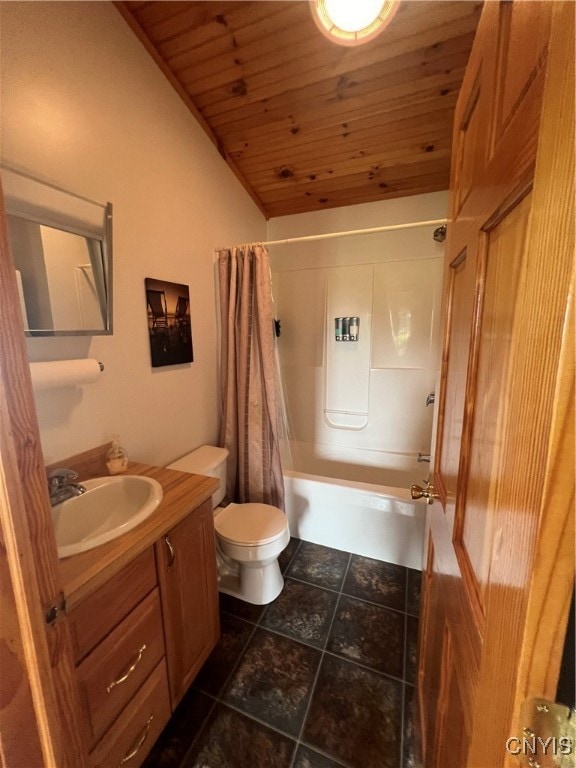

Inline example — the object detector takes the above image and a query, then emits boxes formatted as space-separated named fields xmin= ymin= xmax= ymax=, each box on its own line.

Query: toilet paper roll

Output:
xmin=30 ymin=359 xmax=103 ymax=391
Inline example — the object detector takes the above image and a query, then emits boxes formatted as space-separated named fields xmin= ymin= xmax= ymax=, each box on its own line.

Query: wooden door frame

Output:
xmin=0 ymin=189 xmax=87 ymax=766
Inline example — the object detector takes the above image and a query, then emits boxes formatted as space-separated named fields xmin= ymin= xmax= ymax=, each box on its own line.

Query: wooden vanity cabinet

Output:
xmin=155 ymin=498 xmax=220 ymax=709
xmin=68 ymin=549 xmax=170 ymax=768
xmin=66 ymin=497 xmax=220 ymax=767
xmin=78 ymin=588 xmax=165 ymax=747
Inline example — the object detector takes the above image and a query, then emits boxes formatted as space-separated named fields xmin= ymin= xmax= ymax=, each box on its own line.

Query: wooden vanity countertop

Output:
xmin=58 ymin=461 xmax=218 ymax=609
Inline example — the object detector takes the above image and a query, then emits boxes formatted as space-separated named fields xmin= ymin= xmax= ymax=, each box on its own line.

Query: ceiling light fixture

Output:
xmin=311 ymin=0 xmax=400 ymax=46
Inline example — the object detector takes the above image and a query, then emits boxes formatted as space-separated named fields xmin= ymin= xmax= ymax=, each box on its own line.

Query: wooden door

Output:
xmin=155 ymin=499 xmax=220 ymax=709
xmin=418 ymin=3 xmax=575 ymax=767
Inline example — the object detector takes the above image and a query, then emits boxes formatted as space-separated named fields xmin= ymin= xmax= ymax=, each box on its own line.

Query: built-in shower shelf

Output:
xmin=325 ymin=267 xmax=372 ymax=432
xmin=324 ymin=408 xmax=368 ymax=430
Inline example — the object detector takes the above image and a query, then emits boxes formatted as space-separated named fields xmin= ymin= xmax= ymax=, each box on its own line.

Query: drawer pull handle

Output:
xmin=165 ymin=535 xmax=175 ymax=568
xmin=106 ymin=644 xmax=147 ymax=693
xmin=118 ymin=714 xmax=154 ymax=765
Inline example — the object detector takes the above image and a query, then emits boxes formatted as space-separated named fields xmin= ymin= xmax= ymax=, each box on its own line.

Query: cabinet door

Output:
xmin=155 ymin=500 xmax=220 ymax=708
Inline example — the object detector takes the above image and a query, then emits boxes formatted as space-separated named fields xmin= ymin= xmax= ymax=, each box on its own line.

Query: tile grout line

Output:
xmin=319 ymin=550 xmax=353 ymax=658
xmin=290 ymin=597 xmax=338 ymax=748
xmin=289 ymin=553 xmax=352 ymax=768
xmin=286 ymin=573 xmax=414 ymax=619
xmin=214 ymin=698 xmax=298 ymax=743
xmin=178 ymin=692 xmax=219 ymax=767
xmin=297 ymin=739 xmax=355 ymax=768
xmin=400 ymin=566 xmax=410 ymax=767
xmin=219 ymin=607 xmax=260 ymax=627
xmin=283 ymin=538 xmax=303 ymax=575
xmin=336 ymin=550 xmax=353 ymax=596
xmin=199 ymin=617 xmax=260 ymax=700
xmin=255 ymin=620 xmax=327 ymax=653
xmin=321 ymin=647 xmax=408 ymax=687
xmin=181 ymin=618 xmax=262 ymax=765
xmin=400 ymin=681 xmax=407 ymax=768
xmin=257 ymin=538 xmax=303 ymax=630
xmin=292 ymin=553 xmax=352 ymax=764
xmin=222 ymin=584 xmax=420 ymax=625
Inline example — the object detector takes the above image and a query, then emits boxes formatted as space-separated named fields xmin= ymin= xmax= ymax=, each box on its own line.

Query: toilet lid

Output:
xmin=215 ymin=503 xmax=287 ymax=546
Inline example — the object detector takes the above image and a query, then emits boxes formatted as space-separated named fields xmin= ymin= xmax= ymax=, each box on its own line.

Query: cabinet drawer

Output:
xmin=89 ymin=660 xmax=170 ymax=768
xmin=78 ymin=588 xmax=165 ymax=747
xmin=69 ymin=548 xmax=157 ymax=662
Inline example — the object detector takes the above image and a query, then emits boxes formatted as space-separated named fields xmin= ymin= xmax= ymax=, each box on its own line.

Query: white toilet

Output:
xmin=167 ymin=446 xmax=289 ymax=605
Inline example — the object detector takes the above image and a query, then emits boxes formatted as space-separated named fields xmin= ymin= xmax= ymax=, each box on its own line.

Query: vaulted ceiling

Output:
xmin=116 ymin=1 xmax=482 ymax=218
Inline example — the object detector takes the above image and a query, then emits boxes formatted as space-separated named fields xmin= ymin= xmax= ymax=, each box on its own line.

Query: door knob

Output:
xmin=410 ymin=482 xmax=439 ymax=505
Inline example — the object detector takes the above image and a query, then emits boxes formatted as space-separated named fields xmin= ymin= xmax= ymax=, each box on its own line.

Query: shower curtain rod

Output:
xmin=248 ymin=217 xmax=448 ymax=249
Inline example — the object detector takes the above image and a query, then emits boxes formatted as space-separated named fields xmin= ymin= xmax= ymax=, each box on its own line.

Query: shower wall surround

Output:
xmin=269 ymin=192 xmax=447 ymax=487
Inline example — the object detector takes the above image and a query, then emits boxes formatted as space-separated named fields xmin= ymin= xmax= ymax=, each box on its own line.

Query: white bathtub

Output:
xmin=285 ymin=439 xmax=426 ymax=488
xmin=283 ymin=470 xmax=426 ymax=571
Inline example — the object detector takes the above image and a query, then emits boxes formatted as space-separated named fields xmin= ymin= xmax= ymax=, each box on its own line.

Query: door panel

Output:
xmin=436 ymin=246 xmax=476 ymax=521
xmin=455 ymin=80 xmax=482 ymax=214
xmin=494 ymin=1 xmax=552 ymax=142
xmin=433 ymin=624 xmax=470 ymax=768
xmin=419 ymin=534 xmax=442 ymax=759
xmin=456 ymin=191 xmax=533 ymax=610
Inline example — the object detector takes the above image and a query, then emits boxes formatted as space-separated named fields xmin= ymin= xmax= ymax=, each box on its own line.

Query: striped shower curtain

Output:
xmin=217 ymin=245 xmax=284 ymax=509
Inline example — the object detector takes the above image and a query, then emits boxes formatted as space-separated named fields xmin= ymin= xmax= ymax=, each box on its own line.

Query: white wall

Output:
xmin=268 ymin=192 xmax=447 ymax=486
xmin=1 ymin=2 xmax=266 ymax=465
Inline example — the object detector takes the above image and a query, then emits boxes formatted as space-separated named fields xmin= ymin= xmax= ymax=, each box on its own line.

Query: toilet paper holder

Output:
xmin=29 ymin=359 xmax=105 ymax=390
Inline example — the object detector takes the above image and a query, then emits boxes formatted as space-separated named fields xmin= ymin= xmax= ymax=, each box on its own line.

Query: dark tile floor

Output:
xmin=143 ymin=540 xmax=423 ymax=768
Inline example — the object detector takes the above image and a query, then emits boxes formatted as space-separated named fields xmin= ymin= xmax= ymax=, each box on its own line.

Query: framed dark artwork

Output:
xmin=145 ymin=278 xmax=193 ymax=367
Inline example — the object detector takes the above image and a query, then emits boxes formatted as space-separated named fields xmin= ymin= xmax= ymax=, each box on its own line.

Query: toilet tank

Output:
xmin=167 ymin=445 xmax=228 ymax=507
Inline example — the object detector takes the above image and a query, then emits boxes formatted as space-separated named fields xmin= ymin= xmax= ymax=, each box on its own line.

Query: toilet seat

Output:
xmin=214 ymin=502 xmax=288 ymax=547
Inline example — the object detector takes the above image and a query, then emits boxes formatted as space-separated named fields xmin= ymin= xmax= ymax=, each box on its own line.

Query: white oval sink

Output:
xmin=53 ymin=475 xmax=163 ymax=558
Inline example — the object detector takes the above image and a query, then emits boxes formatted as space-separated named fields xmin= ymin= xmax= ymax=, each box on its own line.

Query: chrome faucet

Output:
xmin=48 ymin=468 xmax=87 ymax=506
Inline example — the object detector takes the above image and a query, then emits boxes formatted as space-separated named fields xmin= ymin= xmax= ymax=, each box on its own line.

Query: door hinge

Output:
xmin=510 ymin=698 xmax=576 ymax=768
xmin=44 ymin=592 xmax=67 ymax=627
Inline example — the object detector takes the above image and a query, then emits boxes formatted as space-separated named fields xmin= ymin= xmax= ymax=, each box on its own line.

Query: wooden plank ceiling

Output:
xmin=116 ymin=1 xmax=482 ymax=218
